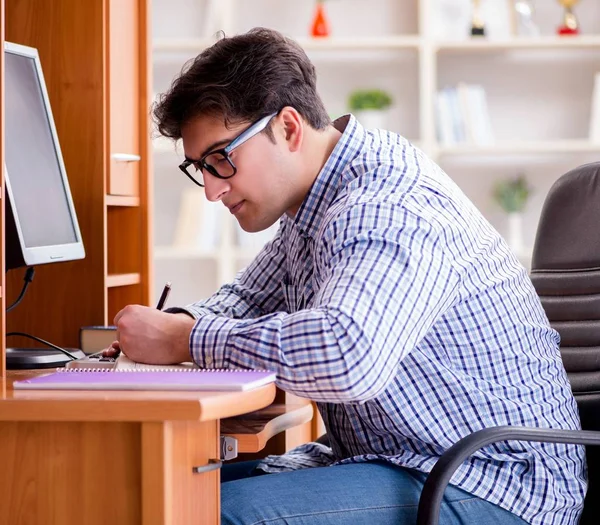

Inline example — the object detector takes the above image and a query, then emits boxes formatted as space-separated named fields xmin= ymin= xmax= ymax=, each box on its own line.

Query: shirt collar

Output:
xmin=292 ymin=114 xmax=367 ymax=238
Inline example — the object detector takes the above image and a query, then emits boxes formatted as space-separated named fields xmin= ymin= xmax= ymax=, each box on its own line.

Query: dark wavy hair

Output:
xmin=153 ymin=27 xmax=331 ymax=140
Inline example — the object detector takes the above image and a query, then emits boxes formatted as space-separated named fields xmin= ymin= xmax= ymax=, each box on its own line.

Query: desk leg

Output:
xmin=142 ymin=420 xmax=220 ymax=525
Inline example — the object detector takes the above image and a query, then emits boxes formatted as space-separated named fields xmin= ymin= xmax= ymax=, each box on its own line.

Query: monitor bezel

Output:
xmin=4 ymin=41 xmax=85 ymax=267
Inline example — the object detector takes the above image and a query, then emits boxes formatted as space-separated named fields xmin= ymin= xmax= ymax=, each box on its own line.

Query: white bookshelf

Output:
xmin=435 ymin=35 xmax=600 ymax=52
xmin=151 ymin=0 xmax=600 ymax=304
xmin=437 ymin=140 xmax=600 ymax=157
xmin=154 ymin=35 xmax=423 ymax=52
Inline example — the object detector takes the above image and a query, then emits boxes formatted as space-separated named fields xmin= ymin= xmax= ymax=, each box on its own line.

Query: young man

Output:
xmin=108 ymin=28 xmax=585 ymax=524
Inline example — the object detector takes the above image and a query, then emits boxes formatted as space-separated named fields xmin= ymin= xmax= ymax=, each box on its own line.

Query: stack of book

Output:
xmin=172 ymin=189 xmax=223 ymax=252
xmin=435 ymin=83 xmax=494 ymax=147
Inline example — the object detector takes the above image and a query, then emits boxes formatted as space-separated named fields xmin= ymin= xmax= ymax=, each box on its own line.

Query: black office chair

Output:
xmin=417 ymin=162 xmax=600 ymax=524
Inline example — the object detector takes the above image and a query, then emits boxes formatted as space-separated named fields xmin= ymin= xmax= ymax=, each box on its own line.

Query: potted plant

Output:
xmin=348 ymin=89 xmax=393 ymax=130
xmin=493 ymin=174 xmax=531 ymax=257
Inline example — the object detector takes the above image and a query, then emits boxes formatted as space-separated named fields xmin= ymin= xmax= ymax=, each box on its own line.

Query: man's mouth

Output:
xmin=227 ymin=201 xmax=244 ymax=215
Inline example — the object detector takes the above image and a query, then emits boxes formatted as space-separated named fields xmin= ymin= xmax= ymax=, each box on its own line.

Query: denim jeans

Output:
xmin=220 ymin=459 xmax=528 ymax=525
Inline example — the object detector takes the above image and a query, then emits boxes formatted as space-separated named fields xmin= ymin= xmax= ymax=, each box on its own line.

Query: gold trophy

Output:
xmin=470 ymin=0 xmax=485 ymax=37
xmin=557 ymin=0 xmax=580 ymax=35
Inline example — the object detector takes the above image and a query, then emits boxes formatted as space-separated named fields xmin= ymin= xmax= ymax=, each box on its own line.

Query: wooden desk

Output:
xmin=0 ymin=371 xmax=276 ymax=525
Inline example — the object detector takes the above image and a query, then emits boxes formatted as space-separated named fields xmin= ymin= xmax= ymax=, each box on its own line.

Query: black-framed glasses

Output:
xmin=179 ymin=112 xmax=278 ymax=187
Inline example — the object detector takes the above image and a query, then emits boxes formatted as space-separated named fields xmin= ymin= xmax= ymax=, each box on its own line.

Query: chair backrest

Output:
xmin=530 ymin=162 xmax=600 ymax=394
xmin=530 ymin=162 xmax=600 ymax=523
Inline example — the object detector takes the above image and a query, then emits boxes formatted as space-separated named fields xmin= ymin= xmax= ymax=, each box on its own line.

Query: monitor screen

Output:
xmin=4 ymin=42 xmax=85 ymax=269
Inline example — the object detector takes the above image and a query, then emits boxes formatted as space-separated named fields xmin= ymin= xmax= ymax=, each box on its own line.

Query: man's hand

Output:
xmin=102 ymin=306 xmax=196 ymax=365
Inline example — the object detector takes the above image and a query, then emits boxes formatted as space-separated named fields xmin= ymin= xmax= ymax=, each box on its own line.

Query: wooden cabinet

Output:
xmin=108 ymin=0 xmax=142 ymax=197
xmin=1 ymin=0 xmax=151 ymax=363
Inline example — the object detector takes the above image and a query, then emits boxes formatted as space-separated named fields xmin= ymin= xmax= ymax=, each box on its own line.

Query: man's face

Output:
xmin=180 ymin=112 xmax=304 ymax=233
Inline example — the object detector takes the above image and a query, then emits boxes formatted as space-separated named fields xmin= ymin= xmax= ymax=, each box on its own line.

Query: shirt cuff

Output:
xmin=163 ymin=306 xmax=196 ymax=319
xmin=190 ymin=315 xmax=241 ymax=368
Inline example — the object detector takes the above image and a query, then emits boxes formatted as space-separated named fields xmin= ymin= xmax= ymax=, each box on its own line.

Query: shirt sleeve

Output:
xmin=190 ymin=199 xmax=463 ymax=403
xmin=175 ymin=224 xmax=287 ymax=320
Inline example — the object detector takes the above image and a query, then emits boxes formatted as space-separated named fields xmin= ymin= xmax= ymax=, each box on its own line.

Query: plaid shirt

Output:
xmin=181 ymin=115 xmax=585 ymax=525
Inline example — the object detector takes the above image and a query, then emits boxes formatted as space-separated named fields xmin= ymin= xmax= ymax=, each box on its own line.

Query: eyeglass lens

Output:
xmin=203 ymin=151 xmax=235 ymax=178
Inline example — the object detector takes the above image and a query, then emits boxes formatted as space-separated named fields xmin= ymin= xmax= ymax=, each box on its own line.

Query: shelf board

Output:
xmin=220 ymin=403 xmax=314 ymax=453
xmin=436 ymin=35 xmax=600 ymax=53
xmin=154 ymin=246 xmax=216 ymax=260
xmin=106 ymin=195 xmax=140 ymax=207
xmin=296 ymin=35 xmax=421 ymax=50
xmin=106 ymin=273 xmax=141 ymax=288
xmin=436 ymin=140 xmax=600 ymax=157
xmin=154 ymin=246 xmax=263 ymax=261
xmin=153 ymin=37 xmax=213 ymax=52
xmin=153 ymin=36 xmax=421 ymax=53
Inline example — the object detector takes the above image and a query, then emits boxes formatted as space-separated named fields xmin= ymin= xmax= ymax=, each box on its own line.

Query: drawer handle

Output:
xmin=112 ymin=153 xmax=141 ymax=162
xmin=192 ymin=459 xmax=222 ymax=474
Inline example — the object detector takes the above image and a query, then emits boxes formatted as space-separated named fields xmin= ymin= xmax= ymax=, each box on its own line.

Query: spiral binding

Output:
xmin=57 ymin=367 xmax=266 ymax=373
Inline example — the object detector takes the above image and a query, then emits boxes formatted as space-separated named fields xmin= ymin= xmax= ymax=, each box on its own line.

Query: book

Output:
xmin=79 ymin=325 xmax=118 ymax=354
xmin=13 ymin=367 xmax=277 ymax=392
xmin=172 ymin=189 xmax=221 ymax=251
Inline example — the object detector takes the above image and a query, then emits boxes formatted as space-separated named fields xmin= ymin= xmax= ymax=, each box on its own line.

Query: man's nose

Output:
xmin=203 ymin=173 xmax=231 ymax=202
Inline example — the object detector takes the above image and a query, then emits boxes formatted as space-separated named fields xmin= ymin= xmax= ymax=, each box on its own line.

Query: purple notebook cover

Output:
xmin=13 ymin=369 xmax=277 ymax=392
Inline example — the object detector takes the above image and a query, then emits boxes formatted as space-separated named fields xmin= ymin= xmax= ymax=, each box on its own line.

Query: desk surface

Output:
xmin=0 ymin=370 xmax=276 ymax=422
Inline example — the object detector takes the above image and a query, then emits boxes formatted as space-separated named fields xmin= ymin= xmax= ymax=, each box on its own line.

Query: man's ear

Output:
xmin=278 ymin=107 xmax=303 ymax=153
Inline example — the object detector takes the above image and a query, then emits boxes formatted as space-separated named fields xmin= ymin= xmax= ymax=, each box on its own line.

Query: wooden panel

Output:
xmin=221 ymin=403 xmax=314 ymax=453
xmin=5 ymin=0 xmax=108 ymax=342
xmin=142 ymin=420 xmax=220 ymax=525
xmin=138 ymin=0 xmax=154 ymax=312
xmin=106 ymin=195 xmax=140 ymax=207
xmin=107 ymin=206 xmax=143 ymax=275
xmin=0 ymin=421 xmax=141 ymax=525
xmin=107 ymin=0 xmax=140 ymax=196
xmin=311 ymin=401 xmax=326 ymax=440
xmin=108 ymin=283 xmax=144 ymax=323
xmin=1 ymin=0 xmax=6 ymax=388
xmin=106 ymin=273 xmax=141 ymax=288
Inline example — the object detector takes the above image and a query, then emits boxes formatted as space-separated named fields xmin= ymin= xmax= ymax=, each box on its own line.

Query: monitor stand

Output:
xmin=6 ymin=347 xmax=86 ymax=369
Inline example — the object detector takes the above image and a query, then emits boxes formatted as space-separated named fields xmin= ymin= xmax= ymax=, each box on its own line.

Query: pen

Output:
xmin=156 ymin=281 xmax=172 ymax=311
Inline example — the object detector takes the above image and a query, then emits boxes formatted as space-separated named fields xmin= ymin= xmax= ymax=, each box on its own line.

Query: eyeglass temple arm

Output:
xmin=226 ymin=113 xmax=278 ymax=151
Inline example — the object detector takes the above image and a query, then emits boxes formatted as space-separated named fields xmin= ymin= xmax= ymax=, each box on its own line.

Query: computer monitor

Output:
xmin=4 ymin=42 xmax=86 ymax=368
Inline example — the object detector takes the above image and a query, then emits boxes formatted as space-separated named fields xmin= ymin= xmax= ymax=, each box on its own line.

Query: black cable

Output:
xmin=7 ymin=332 xmax=79 ymax=360
xmin=6 ymin=267 xmax=36 ymax=313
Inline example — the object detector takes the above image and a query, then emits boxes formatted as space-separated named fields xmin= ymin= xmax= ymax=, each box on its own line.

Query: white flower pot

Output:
xmin=507 ymin=212 xmax=525 ymax=257
xmin=354 ymin=109 xmax=389 ymax=130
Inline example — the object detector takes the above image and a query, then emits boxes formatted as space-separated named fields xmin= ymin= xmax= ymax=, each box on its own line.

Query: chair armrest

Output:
xmin=417 ymin=426 xmax=600 ymax=525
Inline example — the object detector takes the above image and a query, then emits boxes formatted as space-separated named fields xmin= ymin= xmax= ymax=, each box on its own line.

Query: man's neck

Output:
xmin=306 ymin=124 xmax=343 ymax=183
xmin=285 ymin=123 xmax=343 ymax=218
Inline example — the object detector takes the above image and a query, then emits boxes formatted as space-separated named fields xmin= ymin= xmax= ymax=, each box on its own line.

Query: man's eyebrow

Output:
xmin=186 ymin=138 xmax=234 ymax=163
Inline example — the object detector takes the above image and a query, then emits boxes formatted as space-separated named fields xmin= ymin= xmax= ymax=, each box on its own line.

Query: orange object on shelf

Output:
xmin=310 ymin=0 xmax=330 ymax=38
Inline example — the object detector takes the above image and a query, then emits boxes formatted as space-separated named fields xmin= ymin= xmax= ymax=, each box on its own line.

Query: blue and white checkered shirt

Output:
xmin=182 ymin=115 xmax=585 ymax=525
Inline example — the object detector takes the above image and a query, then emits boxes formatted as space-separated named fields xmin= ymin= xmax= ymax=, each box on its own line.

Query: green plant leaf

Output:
xmin=348 ymin=89 xmax=392 ymax=110
xmin=493 ymin=175 xmax=531 ymax=213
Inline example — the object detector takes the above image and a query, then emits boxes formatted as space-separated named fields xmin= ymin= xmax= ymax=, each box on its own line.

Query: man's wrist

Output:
xmin=170 ymin=314 xmax=196 ymax=363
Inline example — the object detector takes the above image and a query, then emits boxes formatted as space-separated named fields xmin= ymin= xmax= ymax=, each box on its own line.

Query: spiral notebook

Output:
xmin=13 ymin=368 xmax=277 ymax=392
